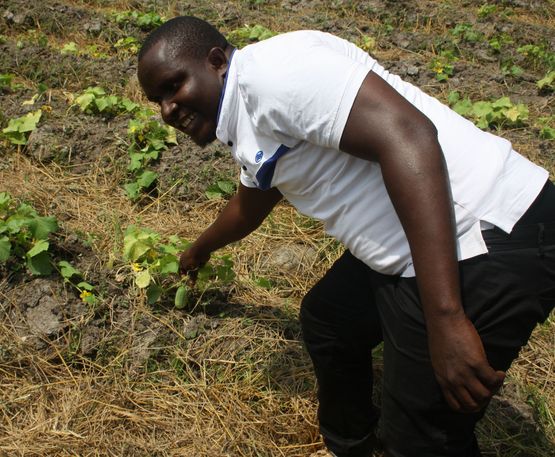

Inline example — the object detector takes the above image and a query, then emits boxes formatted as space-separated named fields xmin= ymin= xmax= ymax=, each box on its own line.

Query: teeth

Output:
xmin=180 ymin=113 xmax=196 ymax=130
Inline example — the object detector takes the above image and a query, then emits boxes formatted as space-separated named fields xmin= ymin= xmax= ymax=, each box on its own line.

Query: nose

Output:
xmin=160 ymin=99 xmax=178 ymax=124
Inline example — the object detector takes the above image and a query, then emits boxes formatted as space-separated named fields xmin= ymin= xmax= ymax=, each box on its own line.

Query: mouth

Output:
xmin=179 ymin=112 xmax=196 ymax=132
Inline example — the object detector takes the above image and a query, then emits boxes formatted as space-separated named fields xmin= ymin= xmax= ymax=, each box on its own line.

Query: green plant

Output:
xmin=0 ymin=192 xmax=58 ymax=275
xmin=0 ymin=73 xmax=22 ymax=93
xmin=488 ymin=33 xmax=513 ymax=53
xmin=429 ymin=50 xmax=458 ymax=81
xmin=536 ymin=117 xmax=555 ymax=140
xmin=517 ymin=44 xmax=555 ymax=71
xmin=113 ymin=11 xmax=164 ymax=30
xmin=537 ymin=71 xmax=555 ymax=92
xmin=73 ymin=86 xmax=139 ymax=117
xmin=448 ymin=92 xmax=529 ymax=129
xmin=450 ymin=23 xmax=483 ymax=44
xmin=58 ymin=260 xmax=97 ymax=304
xmin=477 ymin=4 xmax=497 ymax=18
xmin=125 ymin=108 xmax=177 ymax=200
xmin=61 ymin=41 xmax=79 ymax=55
xmin=114 ymin=36 xmax=140 ymax=55
xmin=227 ymin=24 xmax=275 ymax=48
xmin=123 ymin=226 xmax=235 ymax=307
xmin=2 ymin=109 xmax=42 ymax=145
xmin=205 ymin=180 xmax=236 ymax=199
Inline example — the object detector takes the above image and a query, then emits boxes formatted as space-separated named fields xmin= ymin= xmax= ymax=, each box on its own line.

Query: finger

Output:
xmin=441 ymin=386 xmax=462 ymax=412
xmin=452 ymin=385 xmax=481 ymax=413
xmin=464 ymin=377 xmax=493 ymax=410
xmin=476 ymin=364 xmax=506 ymax=392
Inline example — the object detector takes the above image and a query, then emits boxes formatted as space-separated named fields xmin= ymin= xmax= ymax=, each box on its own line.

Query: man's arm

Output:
xmin=180 ymin=183 xmax=282 ymax=273
xmin=339 ymin=71 xmax=504 ymax=412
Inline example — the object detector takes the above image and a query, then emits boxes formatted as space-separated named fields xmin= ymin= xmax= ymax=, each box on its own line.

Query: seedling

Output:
xmin=0 ymin=192 xmax=58 ymax=276
xmin=227 ymin=24 xmax=275 ymax=48
xmin=61 ymin=42 xmax=79 ymax=55
xmin=429 ymin=50 xmax=458 ymax=81
xmin=205 ymin=180 xmax=236 ymax=199
xmin=448 ymin=92 xmax=528 ymax=129
xmin=114 ymin=36 xmax=140 ymax=55
xmin=113 ymin=11 xmax=164 ymax=30
xmin=58 ymin=260 xmax=97 ymax=305
xmin=517 ymin=44 xmax=555 ymax=71
xmin=2 ymin=109 xmax=42 ymax=145
xmin=125 ymin=108 xmax=177 ymax=200
xmin=450 ymin=23 xmax=483 ymax=44
xmin=537 ymin=71 xmax=555 ymax=92
xmin=73 ymin=86 xmax=139 ymax=117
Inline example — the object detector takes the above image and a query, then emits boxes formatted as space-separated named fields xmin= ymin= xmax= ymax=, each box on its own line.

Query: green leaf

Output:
xmin=28 ymin=215 xmax=58 ymax=239
xmin=77 ymin=281 xmax=94 ymax=291
xmin=137 ymin=170 xmax=158 ymax=188
xmin=58 ymin=260 xmax=80 ymax=279
xmin=135 ymin=269 xmax=151 ymax=288
xmin=27 ymin=239 xmax=49 ymax=258
xmin=0 ymin=236 xmax=11 ymax=262
xmin=147 ymin=284 xmax=163 ymax=304
xmin=27 ymin=251 xmax=52 ymax=275
xmin=217 ymin=180 xmax=235 ymax=195
xmin=124 ymin=181 xmax=140 ymax=200
xmin=158 ymin=254 xmax=179 ymax=274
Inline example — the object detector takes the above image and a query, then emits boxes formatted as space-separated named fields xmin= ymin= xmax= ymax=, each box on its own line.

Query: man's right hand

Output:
xmin=179 ymin=246 xmax=211 ymax=280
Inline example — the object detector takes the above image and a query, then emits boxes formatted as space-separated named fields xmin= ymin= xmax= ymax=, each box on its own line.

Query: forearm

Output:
xmin=189 ymin=184 xmax=282 ymax=259
xmin=378 ymin=129 xmax=463 ymax=321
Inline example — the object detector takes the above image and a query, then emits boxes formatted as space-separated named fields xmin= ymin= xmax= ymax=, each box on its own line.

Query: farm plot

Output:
xmin=0 ymin=1 xmax=554 ymax=456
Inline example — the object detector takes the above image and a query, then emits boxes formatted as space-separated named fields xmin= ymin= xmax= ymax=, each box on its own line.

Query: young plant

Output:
xmin=114 ymin=36 xmax=140 ymax=55
xmin=429 ymin=50 xmax=458 ymax=82
xmin=205 ymin=180 xmax=236 ymax=200
xmin=0 ymin=192 xmax=58 ymax=275
xmin=517 ymin=44 xmax=555 ymax=72
xmin=123 ymin=225 xmax=235 ymax=308
xmin=58 ymin=261 xmax=97 ymax=305
xmin=448 ymin=92 xmax=528 ymax=129
xmin=227 ymin=24 xmax=275 ymax=48
xmin=0 ymin=73 xmax=22 ymax=93
xmin=73 ymin=86 xmax=139 ymax=117
xmin=537 ymin=71 xmax=555 ymax=92
xmin=113 ymin=11 xmax=164 ymax=30
xmin=450 ymin=23 xmax=483 ymax=44
xmin=2 ymin=109 xmax=42 ymax=145
xmin=125 ymin=108 xmax=177 ymax=200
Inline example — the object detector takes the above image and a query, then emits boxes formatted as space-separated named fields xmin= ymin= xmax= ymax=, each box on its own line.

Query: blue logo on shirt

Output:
xmin=255 ymin=150 xmax=264 ymax=163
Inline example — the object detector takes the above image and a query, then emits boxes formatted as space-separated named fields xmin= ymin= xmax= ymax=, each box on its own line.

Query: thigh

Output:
xmin=300 ymin=250 xmax=383 ymax=365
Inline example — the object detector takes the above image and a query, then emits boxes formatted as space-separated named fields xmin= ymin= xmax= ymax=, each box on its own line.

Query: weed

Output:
xmin=477 ymin=4 xmax=497 ymax=19
xmin=58 ymin=260 xmax=97 ymax=305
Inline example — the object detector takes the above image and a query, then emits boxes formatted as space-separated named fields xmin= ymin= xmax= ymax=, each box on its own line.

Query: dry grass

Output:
xmin=1 ymin=1 xmax=554 ymax=456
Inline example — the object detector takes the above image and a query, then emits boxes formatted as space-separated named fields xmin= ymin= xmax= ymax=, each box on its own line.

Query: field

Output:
xmin=0 ymin=1 xmax=554 ymax=456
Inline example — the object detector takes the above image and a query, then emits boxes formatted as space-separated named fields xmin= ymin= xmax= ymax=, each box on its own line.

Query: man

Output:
xmin=137 ymin=16 xmax=554 ymax=457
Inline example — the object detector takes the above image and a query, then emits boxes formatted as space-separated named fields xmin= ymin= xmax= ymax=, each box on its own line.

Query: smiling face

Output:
xmin=138 ymin=40 xmax=229 ymax=147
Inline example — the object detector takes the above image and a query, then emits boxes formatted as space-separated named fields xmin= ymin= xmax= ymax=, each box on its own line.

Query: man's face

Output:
xmin=138 ymin=40 xmax=228 ymax=147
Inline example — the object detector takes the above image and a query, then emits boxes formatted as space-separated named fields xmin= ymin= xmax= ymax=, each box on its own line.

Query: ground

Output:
xmin=0 ymin=1 xmax=554 ymax=456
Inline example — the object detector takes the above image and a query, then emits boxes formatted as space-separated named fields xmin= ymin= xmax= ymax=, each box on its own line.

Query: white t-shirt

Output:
xmin=216 ymin=30 xmax=548 ymax=276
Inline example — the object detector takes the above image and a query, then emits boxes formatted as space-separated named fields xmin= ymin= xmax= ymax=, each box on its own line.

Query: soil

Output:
xmin=0 ymin=1 xmax=553 ymax=456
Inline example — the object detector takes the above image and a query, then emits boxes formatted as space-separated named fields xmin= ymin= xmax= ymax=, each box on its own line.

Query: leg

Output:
xmin=300 ymin=251 xmax=382 ymax=457
xmin=373 ymin=217 xmax=555 ymax=457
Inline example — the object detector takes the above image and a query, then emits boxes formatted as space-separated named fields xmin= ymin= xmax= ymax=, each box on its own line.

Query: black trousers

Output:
xmin=300 ymin=181 xmax=555 ymax=457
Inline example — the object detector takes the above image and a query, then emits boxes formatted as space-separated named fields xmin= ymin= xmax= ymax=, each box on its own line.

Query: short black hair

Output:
xmin=138 ymin=16 xmax=228 ymax=62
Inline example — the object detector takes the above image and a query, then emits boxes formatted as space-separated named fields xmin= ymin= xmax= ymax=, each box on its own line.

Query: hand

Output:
xmin=179 ymin=246 xmax=210 ymax=282
xmin=427 ymin=313 xmax=505 ymax=413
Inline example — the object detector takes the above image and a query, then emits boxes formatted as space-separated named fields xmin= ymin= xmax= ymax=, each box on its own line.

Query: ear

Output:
xmin=207 ymin=47 xmax=228 ymax=75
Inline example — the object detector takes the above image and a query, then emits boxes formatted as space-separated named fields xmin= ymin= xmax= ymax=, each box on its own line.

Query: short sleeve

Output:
xmin=236 ymin=32 xmax=374 ymax=149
